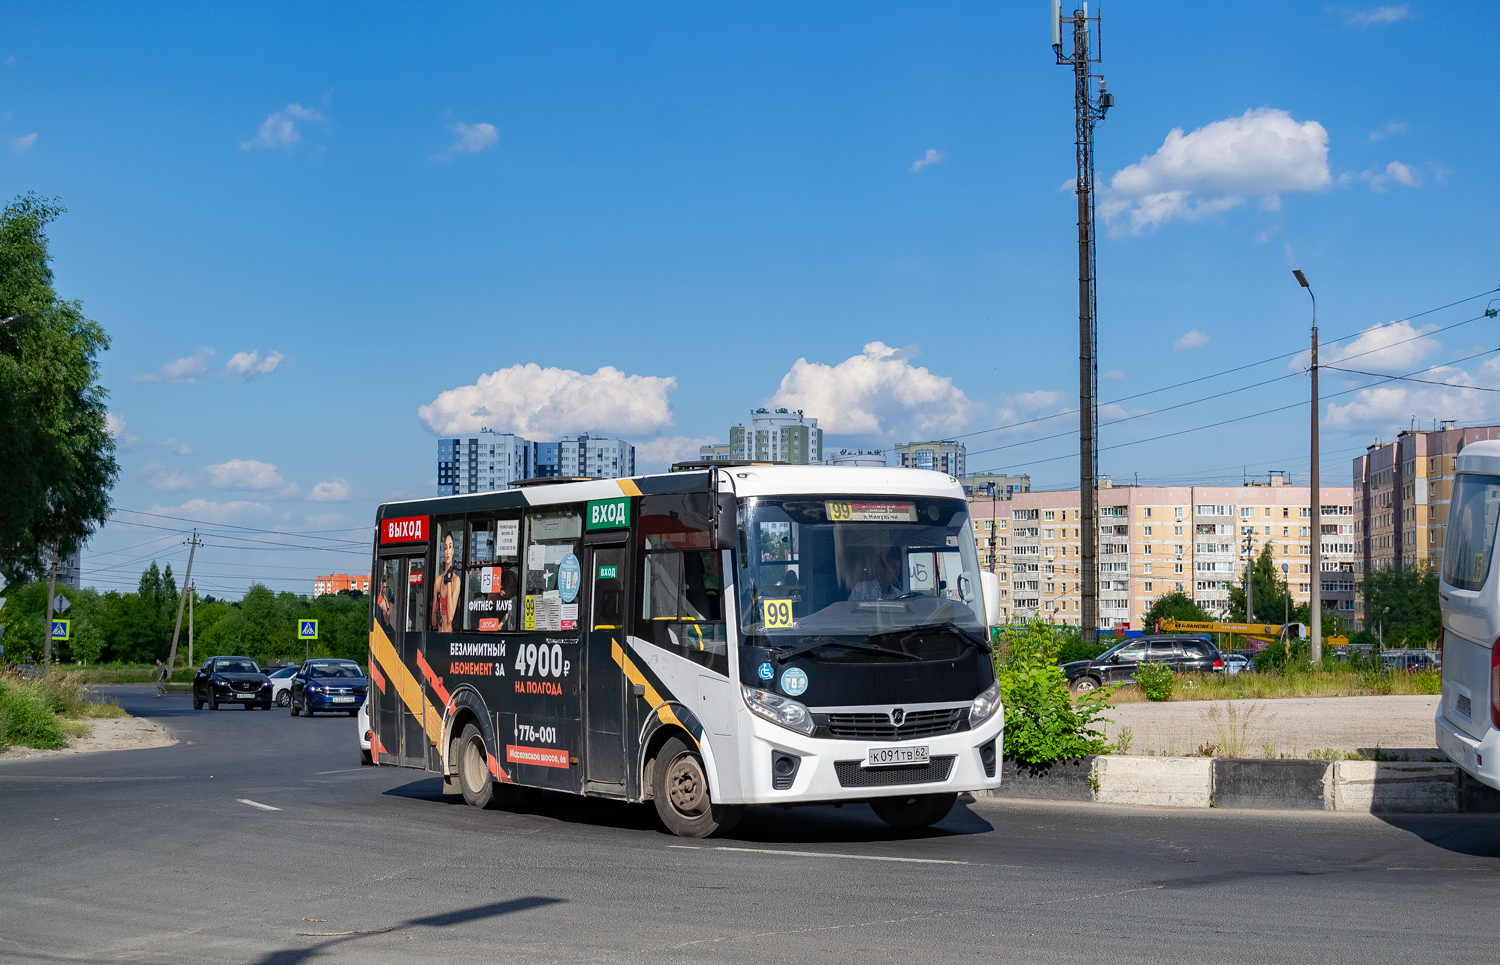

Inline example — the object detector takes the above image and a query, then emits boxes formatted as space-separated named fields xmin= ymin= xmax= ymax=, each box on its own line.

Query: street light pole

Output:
xmin=1293 ymin=268 xmax=1322 ymax=667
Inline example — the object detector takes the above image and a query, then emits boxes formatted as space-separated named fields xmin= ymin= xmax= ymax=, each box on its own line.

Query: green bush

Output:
xmin=997 ymin=620 xmax=1113 ymax=767
xmin=1134 ymin=661 xmax=1176 ymax=701
xmin=0 ymin=678 xmax=66 ymax=750
xmin=1409 ymin=668 xmax=1441 ymax=695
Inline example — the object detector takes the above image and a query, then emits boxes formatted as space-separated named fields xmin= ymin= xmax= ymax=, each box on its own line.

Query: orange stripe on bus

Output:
xmin=610 ymin=639 xmax=691 ymax=740
xmin=368 ymin=624 xmax=445 ymax=747
xmin=414 ymin=648 xmax=451 ymax=708
xmin=368 ymin=659 xmax=387 ymax=694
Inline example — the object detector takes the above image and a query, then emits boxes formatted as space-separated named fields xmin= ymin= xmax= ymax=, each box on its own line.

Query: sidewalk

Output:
xmin=1102 ymin=694 xmax=1441 ymax=758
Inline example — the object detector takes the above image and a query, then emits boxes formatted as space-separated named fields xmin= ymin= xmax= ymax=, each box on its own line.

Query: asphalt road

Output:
xmin=2 ymin=687 xmax=1499 ymax=965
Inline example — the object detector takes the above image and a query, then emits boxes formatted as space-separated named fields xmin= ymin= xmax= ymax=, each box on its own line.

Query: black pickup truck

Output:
xmin=1061 ymin=634 xmax=1224 ymax=695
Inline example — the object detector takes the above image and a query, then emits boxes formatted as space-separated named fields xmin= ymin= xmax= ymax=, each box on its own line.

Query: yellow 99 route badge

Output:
xmin=761 ymin=598 xmax=795 ymax=628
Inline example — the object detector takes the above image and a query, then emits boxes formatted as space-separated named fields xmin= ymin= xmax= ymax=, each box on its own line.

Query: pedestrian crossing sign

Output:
xmin=298 ymin=619 xmax=318 ymax=640
xmin=51 ymin=619 xmax=69 ymax=641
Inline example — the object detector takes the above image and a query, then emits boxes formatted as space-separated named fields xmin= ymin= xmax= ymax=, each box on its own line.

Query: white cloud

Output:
xmin=1101 ymin=108 xmax=1330 ymax=234
xmin=769 ymin=342 xmax=978 ymax=437
xmin=140 ymin=462 xmax=193 ymax=492
xmin=909 ymin=149 xmax=944 ymax=173
xmin=11 ymin=132 xmax=36 ymax=154
xmin=438 ymin=121 xmax=499 ymax=158
xmin=1014 ymin=390 xmax=1062 ymax=410
xmin=633 ymin=436 xmax=720 ymax=472
xmin=105 ymin=412 xmax=140 ymax=449
xmin=419 ymin=363 xmax=677 ymax=438
xmin=1295 ymin=319 xmax=1440 ymax=374
xmin=242 ymin=103 xmax=325 ymax=150
xmin=1174 ymin=329 xmax=1211 ymax=351
xmin=1103 ymin=370 xmax=1126 ymax=381
xmin=1369 ymin=120 xmax=1407 ymax=142
xmin=1358 ymin=160 xmax=1421 ymax=192
xmin=1324 ymin=367 xmax=1492 ymax=431
xmin=1336 ymin=5 xmax=1411 ymax=28
xmin=160 ymin=438 xmax=193 ymax=456
xmin=135 ymin=348 xmax=215 ymax=385
xmin=308 ymin=478 xmax=352 ymax=502
xmin=204 ymin=459 xmax=286 ymax=491
xmin=225 ymin=350 xmax=285 ymax=379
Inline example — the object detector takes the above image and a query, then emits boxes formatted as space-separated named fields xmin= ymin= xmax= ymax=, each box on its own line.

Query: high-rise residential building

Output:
xmin=963 ymin=473 xmax=1031 ymax=498
xmin=438 ymin=430 xmax=534 ymax=495
xmin=1353 ymin=423 xmax=1500 ymax=626
xmin=314 ymin=573 xmax=370 ymax=597
xmin=531 ymin=441 xmax=561 ymax=478
xmin=895 ymin=440 xmax=966 ymax=477
xmin=558 ymin=434 xmax=635 ymax=479
xmin=56 ymin=550 xmax=81 ymax=590
xmin=699 ymin=408 xmax=824 ymax=465
xmin=827 ymin=448 xmax=887 ymax=467
xmin=966 ymin=482 xmax=1355 ymax=629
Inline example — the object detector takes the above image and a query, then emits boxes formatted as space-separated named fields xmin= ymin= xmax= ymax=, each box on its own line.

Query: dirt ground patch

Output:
xmin=1103 ymin=694 xmax=1442 ymax=759
xmin=0 ymin=716 xmax=176 ymax=763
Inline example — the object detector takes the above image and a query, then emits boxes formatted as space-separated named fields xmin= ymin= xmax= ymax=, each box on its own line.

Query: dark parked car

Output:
xmin=193 ymin=656 xmax=272 ymax=710
xmin=1062 ymin=635 xmax=1225 ymax=695
xmin=290 ymin=659 xmax=368 ymax=717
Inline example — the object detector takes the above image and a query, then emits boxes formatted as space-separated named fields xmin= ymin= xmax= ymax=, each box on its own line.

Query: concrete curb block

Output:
xmin=980 ymin=755 xmax=1500 ymax=813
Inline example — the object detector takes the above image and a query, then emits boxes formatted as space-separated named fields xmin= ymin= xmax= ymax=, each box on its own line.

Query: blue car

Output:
xmin=290 ymin=659 xmax=369 ymax=717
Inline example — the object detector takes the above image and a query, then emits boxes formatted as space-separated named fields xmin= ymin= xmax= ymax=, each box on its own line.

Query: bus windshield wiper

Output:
xmin=772 ymin=638 xmax=921 ymax=663
xmin=872 ymin=621 xmax=993 ymax=656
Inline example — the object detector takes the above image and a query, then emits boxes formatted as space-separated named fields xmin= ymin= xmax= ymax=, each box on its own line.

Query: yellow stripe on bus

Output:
xmin=617 ymin=479 xmax=643 ymax=497
xmin=610 ymin=639 xmax=692 ymax=741
xmin=369 ymin=623 xmax=446 ymax=748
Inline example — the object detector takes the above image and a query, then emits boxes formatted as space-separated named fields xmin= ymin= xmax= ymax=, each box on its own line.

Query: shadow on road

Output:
xmin=1374 ymin=814 xmax=1500 ymax=859
xmin=254 ymin=895 xmax=564 ymax=965
xmin=383 ymin=776 xmax=993 ymax=842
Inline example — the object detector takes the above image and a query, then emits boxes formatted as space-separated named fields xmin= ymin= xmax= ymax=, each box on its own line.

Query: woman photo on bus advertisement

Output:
xmin=432 ymin=530 xmax=462 ymax=632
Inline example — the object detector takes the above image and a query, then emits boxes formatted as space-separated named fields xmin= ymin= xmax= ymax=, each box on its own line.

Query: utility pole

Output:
xmin=1053 ymin=0 xmax=1112 ymax=646
xmin=187 ymin=582 xmax=195 ymax=670
xmin=163 ymin=531 xmax=201 ymax=683
xmin=43 ymin=542 xmax=59 ymax=672
xmin=1294 ymin=269 xmax=1323 ymax=667
xmin=1242 ymin=532 xmax=1256 ymax=623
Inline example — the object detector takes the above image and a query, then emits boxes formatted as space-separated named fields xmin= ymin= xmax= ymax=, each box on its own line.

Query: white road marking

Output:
xmin=237 ymin=798 xmax=281 ymax=811
xmin=669 ymin=845 xmax=966 ymax=865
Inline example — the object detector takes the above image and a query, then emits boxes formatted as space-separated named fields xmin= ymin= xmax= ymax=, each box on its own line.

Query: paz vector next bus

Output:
xmin=367 ymin=464 xmax=1004 ymax=837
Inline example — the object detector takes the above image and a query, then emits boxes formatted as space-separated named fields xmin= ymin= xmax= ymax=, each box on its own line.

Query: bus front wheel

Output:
xmin=869 ymin=792 xmax=957 ymax=829
xmin=457 ymin=723 xmax=505 ymax=810
xmin=651 ymin=736 xmax=742 ymax=838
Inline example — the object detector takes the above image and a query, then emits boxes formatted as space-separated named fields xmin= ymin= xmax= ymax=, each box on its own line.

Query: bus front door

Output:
xmin=583 ymin=541 xmax=629 ymax=790
xmin=398 ymin=556 xmax=428 ymax=768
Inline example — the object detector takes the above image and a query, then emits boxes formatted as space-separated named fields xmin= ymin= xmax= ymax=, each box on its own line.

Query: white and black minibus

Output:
xmin=367 ymin=464 xmax=1004 ymax=837
xmin=1437 ymin=440 xmax=1500 ymax=790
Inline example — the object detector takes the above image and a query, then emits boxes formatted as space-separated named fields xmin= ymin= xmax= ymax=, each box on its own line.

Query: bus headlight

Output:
xmin=969 ymin=680 xmax=1002 ymax=729
xmin=742 ymin=686 xmax=815 ymax=736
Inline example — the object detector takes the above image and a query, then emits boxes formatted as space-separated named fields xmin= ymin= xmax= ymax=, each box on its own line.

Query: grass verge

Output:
xmin=1110 ymin=667 xmax=1442 ymax=702
xmin=0 ymin=670 xmax=128 ymax=751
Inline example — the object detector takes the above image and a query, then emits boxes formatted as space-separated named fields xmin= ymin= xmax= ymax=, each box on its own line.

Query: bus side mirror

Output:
xmin=713 ymin=493 xmax=737 ymax=551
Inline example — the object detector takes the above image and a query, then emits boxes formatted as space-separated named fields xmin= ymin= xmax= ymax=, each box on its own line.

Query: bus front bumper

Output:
xmin=1436 ymin=708 xmax=1500 ymax=791
xmin=729 ymin=709 xmax=1005 ymax=805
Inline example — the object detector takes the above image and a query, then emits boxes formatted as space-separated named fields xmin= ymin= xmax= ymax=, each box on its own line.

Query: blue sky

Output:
xmin=3 ymin=2 xmax=1495 ymax=597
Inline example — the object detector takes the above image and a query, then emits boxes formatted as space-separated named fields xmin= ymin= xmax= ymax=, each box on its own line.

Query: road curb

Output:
xmin=981 ymin=754 xmax=1500 ymax=813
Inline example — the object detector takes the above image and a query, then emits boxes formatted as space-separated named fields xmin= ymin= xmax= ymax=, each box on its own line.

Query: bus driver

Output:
xmin=849 ymin=548 xmax=904 ymax=601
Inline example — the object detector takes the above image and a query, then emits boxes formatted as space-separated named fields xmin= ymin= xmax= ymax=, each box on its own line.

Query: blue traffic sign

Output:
xmin=298 ymin=619 xmax=318 ymax=640
xmin=51 ymin=619 xmax=70 ymax=641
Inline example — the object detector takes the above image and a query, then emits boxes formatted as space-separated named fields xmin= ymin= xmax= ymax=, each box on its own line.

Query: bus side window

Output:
xmin=638 ymin=494 xmax=727 ymax=675
xmin=464 ymin=512 xmax=522 ymax=632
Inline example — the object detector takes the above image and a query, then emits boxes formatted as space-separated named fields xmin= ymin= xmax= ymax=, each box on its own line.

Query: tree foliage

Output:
xmin=1227 ymin=544 xmax=1293 ymax=623
xmin=996 ymin=620 xmax=1113 ymax=768
xmin=1360 ymin=563 xmax=1441 ymax=647
xmin=0 ymin=193 xmax=118 ymax=586
xmin=1142 ymin=590 xmax=1210 ymax=630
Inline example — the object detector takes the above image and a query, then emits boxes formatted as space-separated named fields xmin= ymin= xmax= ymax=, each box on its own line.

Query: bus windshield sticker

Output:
xmin=558 ymin=554 xmax=581 ymax=603
xmin=779 ymin=667 xmax=808 ymax=697
xmin=762 ymin=598 xmax=794 ymax=629
xmin=587 ymin=497 xmax=630 ymax=530
xmin=824 ymin=501 xmax=917 ymax=523
xmin=757 ymin=662 xmax=774 ymax=681
xmin=496 ymin=520 xmax=519 ymax=558
xmin=528 ymin=544 xmax=546 ymax=570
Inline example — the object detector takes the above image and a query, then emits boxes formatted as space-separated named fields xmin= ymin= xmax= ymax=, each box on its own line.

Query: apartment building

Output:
xmin=438 ymin=429 xmax=636 ymax=494
xmin=963 ymin=473 xmax=1032 ymax=498
xmin=894 ymin=440 xmax=965 ymax=477
xmin=699 ymin=408 xmax=824 ymax=465
xmin=313 ymin=573 xmax=370 ymax=597
xmin=967 ymin=481 xmax=1355 ymax=629
xmin=826 ymin=448 xmax=888 ymax=467
xmin=1353 ymin=423 xmax=1500 ymax=626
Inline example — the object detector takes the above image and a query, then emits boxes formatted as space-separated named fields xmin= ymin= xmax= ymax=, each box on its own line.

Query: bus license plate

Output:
xmin=866 ymin=745 xmax=929 ymax=768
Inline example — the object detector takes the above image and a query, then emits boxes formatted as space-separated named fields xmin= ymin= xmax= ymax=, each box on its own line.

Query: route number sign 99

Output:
xmin=762 ymin=599 xmax=794 ymax=628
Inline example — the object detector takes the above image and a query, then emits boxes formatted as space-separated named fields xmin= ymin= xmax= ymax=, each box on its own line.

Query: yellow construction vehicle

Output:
xmin=1157 ymin=619 xmax=1349 ymax=650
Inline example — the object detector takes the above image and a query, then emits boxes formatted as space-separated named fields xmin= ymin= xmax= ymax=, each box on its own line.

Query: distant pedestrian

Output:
xmin=154 ymin=658 xmax=167 ymax=698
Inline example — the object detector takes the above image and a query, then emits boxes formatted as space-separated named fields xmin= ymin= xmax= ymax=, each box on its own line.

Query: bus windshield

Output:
xmin=737 ymin=496 xmax=986 ymax=652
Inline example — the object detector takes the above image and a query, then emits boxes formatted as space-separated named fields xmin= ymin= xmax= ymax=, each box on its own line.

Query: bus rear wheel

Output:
xmin=651 ymin=736 xmax=742 ymax=838
xmin=869 ymin=792 xmax=957 ymax=829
